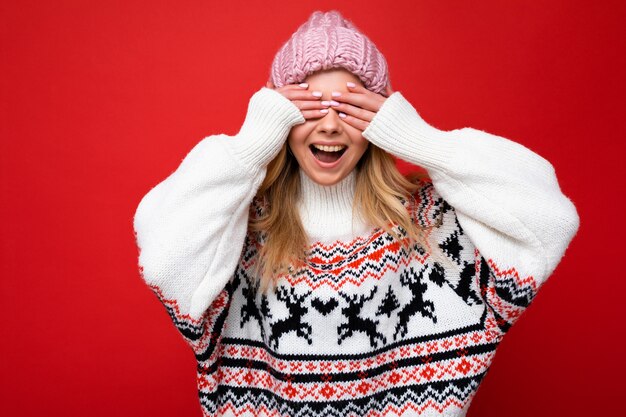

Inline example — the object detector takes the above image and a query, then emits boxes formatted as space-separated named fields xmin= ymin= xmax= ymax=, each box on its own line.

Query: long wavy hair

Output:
xmin=248 ymin=142 xmax=454 ymax=294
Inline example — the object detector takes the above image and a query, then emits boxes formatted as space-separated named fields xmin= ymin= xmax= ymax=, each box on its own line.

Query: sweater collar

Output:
xmin=297 ymin=169 xmax=371 ymax=243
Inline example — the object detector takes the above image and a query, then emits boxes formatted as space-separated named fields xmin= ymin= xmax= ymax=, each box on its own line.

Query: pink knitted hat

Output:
xmin=269 ymin=10 xmax=390 ymax=95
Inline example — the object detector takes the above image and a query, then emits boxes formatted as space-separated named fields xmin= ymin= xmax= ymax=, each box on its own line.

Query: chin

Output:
xmin=303 ymin=169 xmax=349 ymax=186
xmin=312 ymin=177 xmax=341 ymax=186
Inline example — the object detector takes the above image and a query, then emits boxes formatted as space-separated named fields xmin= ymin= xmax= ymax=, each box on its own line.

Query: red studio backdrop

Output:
xmin=1 ymin=1 xmax=624 ymax=416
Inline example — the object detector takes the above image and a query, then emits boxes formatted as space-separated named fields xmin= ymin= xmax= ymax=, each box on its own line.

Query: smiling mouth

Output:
xmin=309 ymin=144 xmax=347 ymax=163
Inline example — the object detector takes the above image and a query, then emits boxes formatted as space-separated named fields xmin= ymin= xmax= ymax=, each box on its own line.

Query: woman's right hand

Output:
xmin=266 ymin=80 xmax=328 ymax=121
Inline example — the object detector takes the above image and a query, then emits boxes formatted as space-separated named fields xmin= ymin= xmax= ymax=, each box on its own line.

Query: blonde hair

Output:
xmin=248 ymin=143 xmax=454 ymax=294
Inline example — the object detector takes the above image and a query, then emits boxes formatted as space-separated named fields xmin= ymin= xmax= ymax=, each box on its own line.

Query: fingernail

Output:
xmin=312 ymin=91 xmax=322 ymax=97
xmin=299 ymin=83 xmax=308 ymax=88
xmin=346 ymin=82 xmax=356 ymax=88
xmin=320 ymin=109 xmax=329 ymax=114
xmin=330 ymin=100 xmax=340 ymax=106
xmin=339 ymin=112 xmax=347 ymax=118
xmin=321 ymin=100 xmax=331 ymax=106
xmin=332 ymin=91 xmax=341 ymax=97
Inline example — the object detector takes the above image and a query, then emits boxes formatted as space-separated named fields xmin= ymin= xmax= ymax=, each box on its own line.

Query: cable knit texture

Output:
xmin=133 ymin=86 xmax=580 ymax=417
xmin=270 ymin=10 xmax=390 ymax=95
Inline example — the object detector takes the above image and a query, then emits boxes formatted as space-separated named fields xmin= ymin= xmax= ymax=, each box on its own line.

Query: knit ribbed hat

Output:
xmin=270 ymin=10 xmax=390 ymax=95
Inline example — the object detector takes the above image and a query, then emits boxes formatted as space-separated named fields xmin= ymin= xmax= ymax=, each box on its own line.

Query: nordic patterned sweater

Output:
xmin=133 ymin=86 xmax=580 ymax=417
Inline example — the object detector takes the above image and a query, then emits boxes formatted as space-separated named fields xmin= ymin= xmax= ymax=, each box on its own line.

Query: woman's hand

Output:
xmin=329 ymin=83 xmax=395 ymax=132
xmin=265 ymin=80 xmax=329 ymax=121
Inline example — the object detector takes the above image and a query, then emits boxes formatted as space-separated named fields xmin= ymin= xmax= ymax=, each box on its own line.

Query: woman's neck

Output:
xmin=297 ymin=169 xmax=372 ymax=244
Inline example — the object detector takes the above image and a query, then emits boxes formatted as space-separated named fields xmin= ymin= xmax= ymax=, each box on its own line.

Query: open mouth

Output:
xmin=309 ymin=144 xmax=347 ymax=164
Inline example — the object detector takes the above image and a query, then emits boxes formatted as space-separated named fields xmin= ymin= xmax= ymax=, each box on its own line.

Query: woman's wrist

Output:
xmin=362 ymin=92 xmax=458 ymax=174
xmin=231 ymin=87 xmax=305 ymax=173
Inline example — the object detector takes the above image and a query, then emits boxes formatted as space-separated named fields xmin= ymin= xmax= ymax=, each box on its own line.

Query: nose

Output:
xmin=317 ymin=107 xmax=343 ymax=135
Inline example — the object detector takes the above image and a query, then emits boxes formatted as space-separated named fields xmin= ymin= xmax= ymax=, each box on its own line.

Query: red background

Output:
xmin=1 ymin=1 xmax=624 ymax=416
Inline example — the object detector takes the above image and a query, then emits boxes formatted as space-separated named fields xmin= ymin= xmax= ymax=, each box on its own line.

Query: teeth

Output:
xmin=312 ymin=144 xmax=346 ymax=152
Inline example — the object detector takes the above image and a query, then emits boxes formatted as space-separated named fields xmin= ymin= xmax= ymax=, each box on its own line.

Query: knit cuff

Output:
xmin=231 ymin=87 xmax=305 ymax=174
xmin=361 ymin=91 xmax=458 ymax=174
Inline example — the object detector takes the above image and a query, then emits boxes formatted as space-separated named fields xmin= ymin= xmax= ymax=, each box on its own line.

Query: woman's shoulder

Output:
xmin=403 ymin=171 xmax=449 ymax=229
xmin=249 ymin=194 xmax=269 ymax=221
xmin=246 ymin=194 xmax=270 ymax=246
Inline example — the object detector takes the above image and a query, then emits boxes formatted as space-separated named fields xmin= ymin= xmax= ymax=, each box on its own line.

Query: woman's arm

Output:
xmin=132 ymin=87 xmax=304 ymax=350
xmin=362 ymin=92 xmax=580 ymax=334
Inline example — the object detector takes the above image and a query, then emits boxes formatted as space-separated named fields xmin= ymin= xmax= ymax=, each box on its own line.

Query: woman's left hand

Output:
xmin=329 ymin=83 xmax=395 ymax=132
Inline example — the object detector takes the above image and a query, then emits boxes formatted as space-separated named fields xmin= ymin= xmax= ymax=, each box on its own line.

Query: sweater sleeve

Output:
xmin=132 ymin=87 xmax=305 ymax=352
xmin=362 ymin=92 xmax=580 ymax=336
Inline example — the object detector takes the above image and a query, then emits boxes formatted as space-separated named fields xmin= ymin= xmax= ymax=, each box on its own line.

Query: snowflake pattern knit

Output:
xmin=133 ymin=87 xmax=580 ymax=417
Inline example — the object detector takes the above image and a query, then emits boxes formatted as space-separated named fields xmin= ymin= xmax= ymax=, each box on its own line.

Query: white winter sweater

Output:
xmin=133 ymin=86 xmax=580 ymax=417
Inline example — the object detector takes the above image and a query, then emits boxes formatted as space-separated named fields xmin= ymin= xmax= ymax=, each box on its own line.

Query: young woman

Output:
xmin=133 ymin=10 xmax=580 ymax=417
